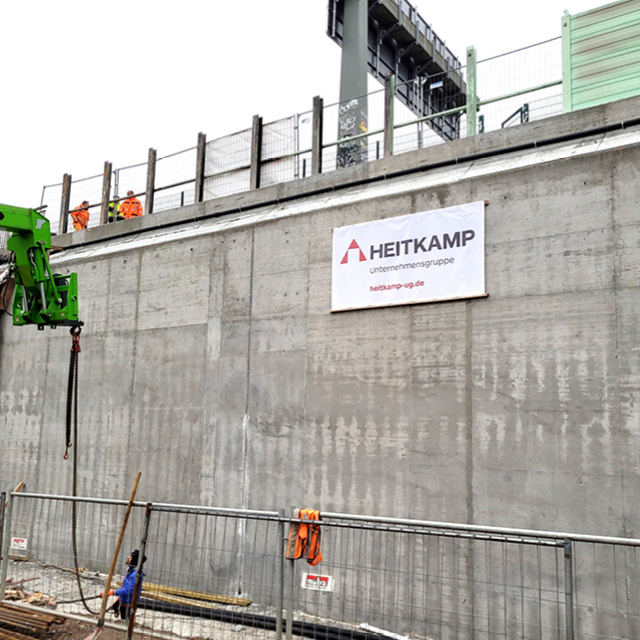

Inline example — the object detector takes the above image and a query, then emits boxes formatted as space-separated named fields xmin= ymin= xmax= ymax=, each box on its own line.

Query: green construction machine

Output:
xmin=0 ymin=203 xmax=81 ymax=329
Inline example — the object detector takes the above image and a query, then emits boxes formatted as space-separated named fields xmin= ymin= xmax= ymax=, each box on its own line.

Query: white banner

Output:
xmin=331 ymin=201 xmax=486 ymax=311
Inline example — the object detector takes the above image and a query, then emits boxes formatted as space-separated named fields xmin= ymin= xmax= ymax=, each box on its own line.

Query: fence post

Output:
xmin=0 ymin=492 xmax=5 ymax=568
xmin=311 ymin=96 xmax=324 ymax=175
xmin=285 ymin=507 xmax=297 ymax=640
xmin=126 ymin=502 xmax=152 ymax=640
xmin=0 ymin=493 xmax=13 ymax=600
xmin=276 ymin=508 xmax=285 ymax=640
xmin=59 ymin=173 xmax=72 ymax=234
xmin=563 ymin=540 xmax=575 ymax=640
xmin=145 ymin=148 xmax=157 ymax=215
xmin=466 ymin=46 xmax=478 ymax=136
xmin=384 ymin=74 xmax=395 ymax=157
xmin=100 ymin=162 xmax=112 ymax=225
xmin=250 ymin=115 xmax=263 ymax=190
xmin=195 ymin=132 xmax=207 ymax=203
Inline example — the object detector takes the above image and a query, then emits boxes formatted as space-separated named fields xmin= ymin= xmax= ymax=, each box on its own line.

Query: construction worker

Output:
xmin=108 ymin=199 xmax=123 ymax=223
xmin=69 ymin=201 xmax=90 ymax=231
xmin=119 ymin=190 xmax=143 ymax=220
xmin=102 ymin=549 xmax=147 ymax=620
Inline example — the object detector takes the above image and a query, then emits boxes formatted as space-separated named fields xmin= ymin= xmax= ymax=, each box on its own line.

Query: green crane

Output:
xmin=0 ymin=203 xmax=81 ymax=329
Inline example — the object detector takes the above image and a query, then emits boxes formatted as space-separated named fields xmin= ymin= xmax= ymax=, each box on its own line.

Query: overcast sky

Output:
xmin=2 ymin=0 xmax=601 ymax=208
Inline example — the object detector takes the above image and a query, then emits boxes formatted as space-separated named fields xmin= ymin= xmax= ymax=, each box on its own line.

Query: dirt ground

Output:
xmin=41 ymin=619 xmax=127 ymax=640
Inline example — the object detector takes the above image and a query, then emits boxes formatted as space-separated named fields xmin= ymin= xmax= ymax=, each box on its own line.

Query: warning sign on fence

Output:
xmin=10 ymin=537 xmax=27 ymax=551
xmin=301 ymin=573 xmax=334 ymax=591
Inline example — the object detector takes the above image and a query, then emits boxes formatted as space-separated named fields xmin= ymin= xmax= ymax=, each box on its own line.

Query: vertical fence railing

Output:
xmin=36 ymin=37 xmax=568 ymax=235
xmin=2 ymin=492 xmax=640 ymax=640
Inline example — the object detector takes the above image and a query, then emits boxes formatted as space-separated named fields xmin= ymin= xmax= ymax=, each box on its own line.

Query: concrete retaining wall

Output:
xmin=2 ymin=95 xmax=640 ymax=537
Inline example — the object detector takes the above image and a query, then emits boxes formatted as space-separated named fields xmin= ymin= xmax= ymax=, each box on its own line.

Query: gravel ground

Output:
xmin=3 ymin=560 xmax=291 ymax=640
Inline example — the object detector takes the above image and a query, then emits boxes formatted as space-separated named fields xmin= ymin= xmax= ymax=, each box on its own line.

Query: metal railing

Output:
xmin=35 ymin=37 xmax=564 ymax=237
xmin=2 ymin=491 xmax=640 ymax=640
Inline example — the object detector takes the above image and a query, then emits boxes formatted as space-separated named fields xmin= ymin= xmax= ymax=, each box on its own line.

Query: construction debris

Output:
xmin=142 ymin=583 xmax=252 ymax=608
xmin=0 ymin=602 xmax=65 ymax=634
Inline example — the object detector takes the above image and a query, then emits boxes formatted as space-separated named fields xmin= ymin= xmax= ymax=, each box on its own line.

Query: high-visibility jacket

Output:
xmin=119 ymin=197 xmax=143 ymax=219
xmin=118 ymin=198 xmax=142 ymax=220
xmin=108 ymin=201 xmax=123 ymax=221
xmin=70 ymin=204 xmax=90 ymax=231
xmin=286 ymin=509 xmax=323 ymax=566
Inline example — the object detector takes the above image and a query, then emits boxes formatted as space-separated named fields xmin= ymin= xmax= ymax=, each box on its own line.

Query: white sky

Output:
xmin=2 ymin=0 xmax=601 ymax=208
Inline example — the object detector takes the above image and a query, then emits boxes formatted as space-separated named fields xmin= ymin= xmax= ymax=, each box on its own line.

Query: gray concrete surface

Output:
xmin=2 ymin=95 xmax=640 ymax=538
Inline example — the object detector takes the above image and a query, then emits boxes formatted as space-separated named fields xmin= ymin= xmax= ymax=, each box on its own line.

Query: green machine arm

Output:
xmin=0 ymin=203 xmax=81 ymax=329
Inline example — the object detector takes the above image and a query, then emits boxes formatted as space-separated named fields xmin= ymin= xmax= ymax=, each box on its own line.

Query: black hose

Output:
xmin=137 ymin=597 xmax=384 ymax=640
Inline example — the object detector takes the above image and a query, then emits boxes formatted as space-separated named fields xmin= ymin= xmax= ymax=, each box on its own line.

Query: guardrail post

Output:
xmin=250 ymin=115 xmax=263 ymax=190
xmin=563 ymin=540 xmax=575 ymax=640
xmin=59 ymin=173 xmax=72 ymax=234
xmin=0 ymin=493 xmax=13 ymax=599
xmin=312 ymin=96 xmax=324 ymax=175
xmin=145 ymin=148 xmax=157 ymax=214
xmin=100 ymin=162 xmax=112 ymax=225
xmin=384 ymin=74 xmax=395 ymax=157
xmin=195 ymin=132 xmax=206 ymax=203
xmin=466 ymin=46 xmax=478 ymax=136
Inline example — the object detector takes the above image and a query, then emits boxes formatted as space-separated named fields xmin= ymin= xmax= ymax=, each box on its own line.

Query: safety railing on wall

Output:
xmin=2 ymin=491 xmax=640 ymax=640
xmin=37 ymin=36 xmax=563 ymax=237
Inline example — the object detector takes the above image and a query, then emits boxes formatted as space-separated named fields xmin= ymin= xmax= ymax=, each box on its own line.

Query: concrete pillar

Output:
xmin=337 ymin=0 xmax=368 ymax=167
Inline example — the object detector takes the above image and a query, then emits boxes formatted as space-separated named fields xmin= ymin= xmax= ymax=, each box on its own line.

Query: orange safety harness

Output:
xmin=286 ymin=508 xmax=323 ymax=566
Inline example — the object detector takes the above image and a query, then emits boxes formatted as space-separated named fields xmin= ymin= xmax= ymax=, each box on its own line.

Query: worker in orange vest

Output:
xmin=70 ymin=201 xmax=90 ymax=231
xmin=119 ymin=190 xmax=143 ymax=219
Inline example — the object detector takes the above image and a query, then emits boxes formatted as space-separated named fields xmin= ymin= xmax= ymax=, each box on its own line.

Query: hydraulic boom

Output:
xmin=0 ymin=203 xmax=81 ymax=329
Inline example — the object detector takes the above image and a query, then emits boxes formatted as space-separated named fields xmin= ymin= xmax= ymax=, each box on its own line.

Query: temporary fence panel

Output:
xmin=6 ymin=494 xmax=640 ymax=640
xmin=153 ymin=147 xmax=197 ymax=214
xmin=204 ymin=129 xmax=252 ymax=199
xmin=68 ymin=174 xmax=103 ymax=232
xmin=393 ymin=71 xmax=465 ymax=155
xmin=297 ymin=111 xmax=314 ymax=179
xmin=474 ymin=39 xmax=563 ymax=134
xmin=260 ymin=117 xmax=297 ymax=188
xmin=114 ymin=162 xmax=147 ymax=213
xmin=40 ymin=184 xmax=64 ymax=235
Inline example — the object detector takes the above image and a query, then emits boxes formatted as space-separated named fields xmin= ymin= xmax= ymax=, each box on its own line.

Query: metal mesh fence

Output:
xmin=393 ymin=69 xmax=466 ymax=155
xmin=40 ymin=184 xmax=63 ymax=236
xmin=204 ymin=129 xmax=252 ymax=199
xmin=474 ymin=38 xmax=563 ymax=135
xmin=153 ymin=148 xmax=197 ymax=214
xmin=297 ymin=111 xmax=314 ymax=180
xmin=4 ymin=493 xmax=640 ymax=640
xmin=67 ymin=174 xmax=103 ymax=234
xmin=36 ymin=38 xmax=567 ymax=231
xmin=261 ymin=116 xmax=297 ymax=188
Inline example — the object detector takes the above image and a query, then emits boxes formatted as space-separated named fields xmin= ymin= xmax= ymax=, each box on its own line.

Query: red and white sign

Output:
xmin=302 ymin=573 xmax=334 ymax=591
xmin=332 ymin=201 xmax=486 ymax=311
xmin=11 ymin=537 xmax=27 ymax=551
